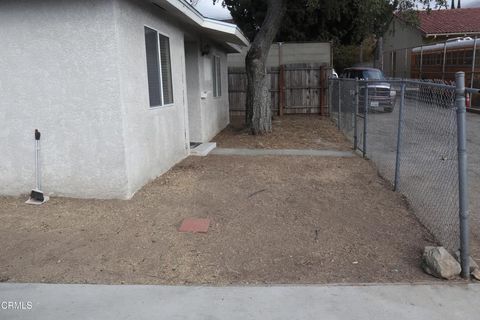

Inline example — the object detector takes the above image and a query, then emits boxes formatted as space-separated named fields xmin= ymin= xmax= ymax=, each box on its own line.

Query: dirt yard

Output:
xmin=213 ymin=115 xmax=351 ymax=150
xmin=0 ymin=155 xmax=437 ymax=285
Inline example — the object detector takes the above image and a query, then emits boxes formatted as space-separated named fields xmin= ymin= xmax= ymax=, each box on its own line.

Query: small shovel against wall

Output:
xmin=26 ymin=129 xmax=49 ymax=205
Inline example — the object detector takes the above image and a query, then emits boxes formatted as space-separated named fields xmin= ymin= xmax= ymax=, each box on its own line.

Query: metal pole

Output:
xmin=442 ymin=41 xmax=447 ymax=81
xmin=471 ymin=36 xmax=478 ymax=89
xmin=456 ymin=71 xmax=470 ymax=279
xmin=394 ymin=82 xmax=406 ymax=191
xmin=35 ymin=139 xmax=40 ymax=190
xmin=419 ymin=46 xmax=424 ymax=79
xmin=353 ymin=80 xmax=359 ymax=150
xmin=338 ymin=80 xmax=342 ymax=129
xmin=363 ymin=83 xmax=368 ymax=158
xmin=279 ymin=65 xmax=285 ymax=116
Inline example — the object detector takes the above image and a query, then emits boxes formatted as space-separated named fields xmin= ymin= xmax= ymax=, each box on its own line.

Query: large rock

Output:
xmin=472 ymin=269 xmax=480 ymax=281
xmin=454 ymin=251 xmax=479 ymax=273
xmin=422 ymin=246 xmax=461 ymax=280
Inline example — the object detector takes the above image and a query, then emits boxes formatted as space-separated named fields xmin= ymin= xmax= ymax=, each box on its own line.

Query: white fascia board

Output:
xmin=153 ymin=0 xmax=249 ymax=47
xmin=412 ymin=38 xmax=477 ymax=53
xmin=202 ymin=18 xmax=250 ymax=47
xmin=425 ymin=32 xmax=480 ymax=38
xmin=224 ymin=42 xmax=244 ymax=54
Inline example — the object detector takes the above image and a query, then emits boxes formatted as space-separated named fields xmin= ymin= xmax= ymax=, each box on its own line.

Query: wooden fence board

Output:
xmin=228 ymin=63 xmax=330 ymax=116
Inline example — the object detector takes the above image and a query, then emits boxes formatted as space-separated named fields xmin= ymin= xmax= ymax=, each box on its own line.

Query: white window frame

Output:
xmin=212 ymin=55 xmax=222 ymax=98
xmin=144 ymin=25 xmax=174 ymax=109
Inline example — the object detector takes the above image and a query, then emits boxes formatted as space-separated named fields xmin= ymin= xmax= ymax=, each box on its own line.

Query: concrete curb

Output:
xmin=1 ymin=283 xmax=479 ymax=319
xmin=211 ymin=148 xmax=355 ymax=157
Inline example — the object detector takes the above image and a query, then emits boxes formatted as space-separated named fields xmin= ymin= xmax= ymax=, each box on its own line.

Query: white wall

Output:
xmin=114 ymin=0 xmax=191 ymax=197
xmin=198 ymin=47 xmax=230 ymax=142
xmin=185 ymin=41 xmax=203 ymax=143
xmin=0 ymin=0 xmax=232 ymax=199
xmin=0 ymin=0 xmax=129 ymax=199
xmin=183 ymin=36 xmax=230 ymax=143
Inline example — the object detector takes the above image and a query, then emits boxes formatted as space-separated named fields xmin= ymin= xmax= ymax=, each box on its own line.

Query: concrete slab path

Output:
xmin=211 ymin=148 xmax=354 ymax=157
xmin=1 ymin=283 xmax=479 ymax=319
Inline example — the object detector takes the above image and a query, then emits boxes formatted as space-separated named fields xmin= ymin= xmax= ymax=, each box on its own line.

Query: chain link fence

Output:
xmin=329 ymin=74 xmax=477 ymax=277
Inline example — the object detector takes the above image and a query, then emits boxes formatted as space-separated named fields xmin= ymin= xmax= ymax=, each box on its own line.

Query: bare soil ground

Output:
xmin=213 ymin=115 xmax=351 ymax=150
xmin=0 ymin=155 xmax=437 ymax=285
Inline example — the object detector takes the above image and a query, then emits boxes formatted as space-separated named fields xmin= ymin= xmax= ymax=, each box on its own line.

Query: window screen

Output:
xmin=159 ymin=34 xmax=173 ymax=105
xmin=212 ymin=55 xmax=222 ymax=97
xmin=145 ymin=26 xmax=162 ymax=107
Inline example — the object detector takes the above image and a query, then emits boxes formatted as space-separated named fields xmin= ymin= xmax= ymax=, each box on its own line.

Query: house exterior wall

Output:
xmin=198 ymin=47 xmax=229 ymax=142
xmin=0 ymin=0 xmax=233 ymax=199
xmin=185 ymin=41 xmax=203 ymax=143
xmin=113 ymin=0 xmax=190 ymax=196
xmin=0 ymin=0 xmax=130 ymax=199
xmin=382 ymin=18 xmax=424 ymax=78
xmin=383 ymin=18 xmax=424 ymax=53
xmin=184 ymin=36 xmax=230 ymax=143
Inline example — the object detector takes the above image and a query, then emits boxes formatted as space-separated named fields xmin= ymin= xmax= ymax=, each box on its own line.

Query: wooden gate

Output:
xmin=228 ymin=63 xmax=330 ymax=116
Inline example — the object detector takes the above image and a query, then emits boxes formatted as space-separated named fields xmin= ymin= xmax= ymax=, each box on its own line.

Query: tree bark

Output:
xmin=245 ymin=0 xmax=287 ymax=135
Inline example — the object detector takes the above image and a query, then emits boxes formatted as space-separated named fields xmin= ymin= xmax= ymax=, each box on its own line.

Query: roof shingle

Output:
xmin=417 ymin=8 xmax=480 ymax=35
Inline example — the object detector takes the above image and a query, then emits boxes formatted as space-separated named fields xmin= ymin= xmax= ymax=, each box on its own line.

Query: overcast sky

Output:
xmin=447 ymin=0 xmax=480 ymax=7
xmin=195 ymin=0 xmax=480 ymax=20
xmin=195 ymin=0 xmax=231 ymax=20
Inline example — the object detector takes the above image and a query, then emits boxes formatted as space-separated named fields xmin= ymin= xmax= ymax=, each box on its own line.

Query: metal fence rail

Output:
xmin=329 ymin=73 xmax=478 ymax=277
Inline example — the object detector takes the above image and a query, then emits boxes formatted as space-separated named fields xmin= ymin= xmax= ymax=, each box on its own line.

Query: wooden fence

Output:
xmin=228 ymin=63 xmax=330 ymax=116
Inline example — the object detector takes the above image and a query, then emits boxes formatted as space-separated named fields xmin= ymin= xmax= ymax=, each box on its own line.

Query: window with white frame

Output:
xmin=144 ymin=26 xmax=174 ymax=107
xmin=212 ymin=55 xmax=222 ymax=97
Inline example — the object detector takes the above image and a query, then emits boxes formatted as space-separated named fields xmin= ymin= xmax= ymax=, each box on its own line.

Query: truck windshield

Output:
xmin=362 ymin=70 xmax=384 ymax=80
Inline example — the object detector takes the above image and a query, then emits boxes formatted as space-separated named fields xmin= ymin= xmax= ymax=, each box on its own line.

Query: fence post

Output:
xmin=456 ymin=72 xmax=470 ymax=279
xmin=353 ymin=80 xmax=359 ymax=150
xmin=328 ymin=79 xmax=332 ymax=116
xmin=337 ymin=80 xmax=342 ymax=129
xmin=394 ymin=82 xmax=406 ymax=191
xmin=363 ymin=82 xmax=368 ymax=158
xmin=319 ymin=67 xmax=324 ymax=116
xmin=279 ymin=65 xmax=285 ymax=116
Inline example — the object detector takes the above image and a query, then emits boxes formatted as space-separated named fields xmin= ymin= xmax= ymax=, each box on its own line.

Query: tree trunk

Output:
xmin=245 ymin=0 xmax=287 ymax=135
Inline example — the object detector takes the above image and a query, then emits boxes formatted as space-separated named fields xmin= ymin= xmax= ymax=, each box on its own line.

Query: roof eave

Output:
xmin=151 ymin=0 xmax=249 ymax=47
xmin=203 ymin=18 xmax=250 ymax=47
xmin=424 ymin=31 xmax=480 ymax=38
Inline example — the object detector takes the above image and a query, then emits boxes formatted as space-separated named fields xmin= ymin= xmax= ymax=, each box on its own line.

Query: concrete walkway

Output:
xmin=1 ymin=283 xmax=479 ymax=319
xmin=211 ymin=148 xmax=354 ymax=157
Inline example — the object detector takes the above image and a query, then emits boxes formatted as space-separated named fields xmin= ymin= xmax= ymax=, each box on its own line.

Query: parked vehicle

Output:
xmin=331 ymin=69 xmax=338 ymax=78
xmin=341 ymin=67 xmax=396 ymax=112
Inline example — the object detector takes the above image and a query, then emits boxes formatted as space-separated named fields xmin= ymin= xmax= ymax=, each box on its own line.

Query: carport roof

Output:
xmin=149 ymin=0 xmax=249 ymax=52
